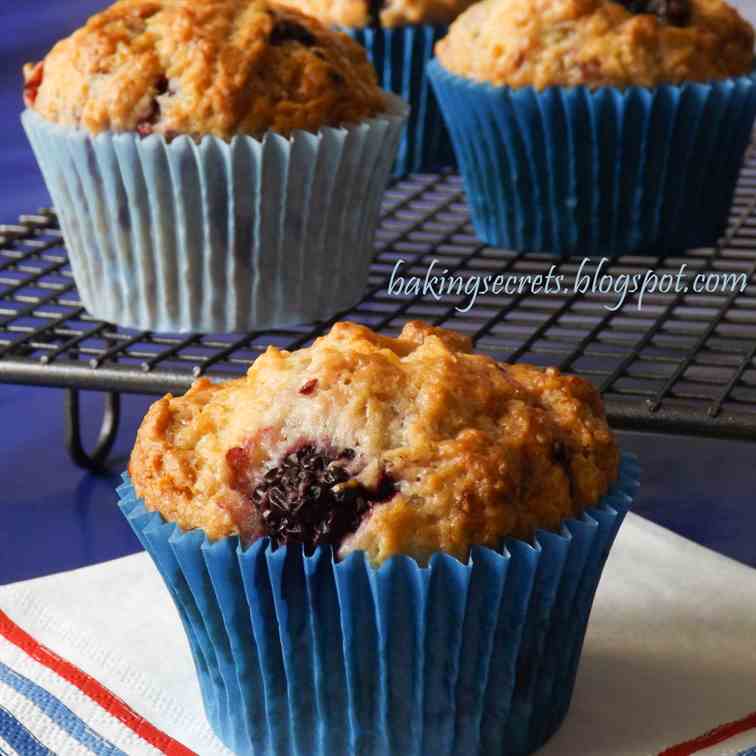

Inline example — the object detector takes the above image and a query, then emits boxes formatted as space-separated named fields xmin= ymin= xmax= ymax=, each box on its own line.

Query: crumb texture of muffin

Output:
xmin=280 ymin=0 xmax=478 ymax=28
xmin=22 ymin=0 xmax=387 ymax=138
xmin=129 ymin=321 xmax=619 ymax=565
xmin=435 ymin=0 xmax=754 ymax=89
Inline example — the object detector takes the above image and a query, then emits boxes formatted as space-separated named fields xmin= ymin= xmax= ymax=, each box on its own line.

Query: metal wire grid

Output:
xmin=1 ymin=161 xmax=756 ymax=441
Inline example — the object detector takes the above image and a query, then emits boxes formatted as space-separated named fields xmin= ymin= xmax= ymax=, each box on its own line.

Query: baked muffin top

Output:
xmin=129 ymin=321 xmax=619 ymax=565
xmin=280 ymin=0 xmax=478 ymax=28
xmin=22 ymin=0 xmax=387 ymax=139
xmin=435 ymin=0 xmax=754 ymax=89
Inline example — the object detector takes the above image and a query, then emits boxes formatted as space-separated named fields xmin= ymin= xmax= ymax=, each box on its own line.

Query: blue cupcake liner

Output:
xmin=346 ymin=26 xmax=455 ymax=176
xmin=117 ymin=452 xmax=639 ymax=756
xmin=427 ymin=60 xmax=756 ymax=256
xmin=21 ymin=96 xmax=407 ymax=333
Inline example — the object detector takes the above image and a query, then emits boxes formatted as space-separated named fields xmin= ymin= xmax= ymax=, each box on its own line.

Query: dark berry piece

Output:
xmin=154 ymin=75 xmax=169 ymax=96
xmin=552 ymin=441 xmax=568 ymax=466
xmin=653 ymin=0 xmax=690 ymax=24
xmin=238 ymin=443 xmax=395 ymax=553
xmin=615 ymin=0 xmax=690 ymax=25
xmin=551 ymin=440 xmax=578 ymax=500
xmin=136 ymin=76 xmax=170 ymax=138
xmin=269 ymin=20 xmax=317 ymax=47
xmin=329 ymin=70 xmax=345 ymax=86
xmin=372 ymin=468 xmax=397 ymax=503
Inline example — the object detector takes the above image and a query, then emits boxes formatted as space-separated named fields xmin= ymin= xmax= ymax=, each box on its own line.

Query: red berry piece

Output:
xmin=23 ymin=62 xmax=44 ymax=108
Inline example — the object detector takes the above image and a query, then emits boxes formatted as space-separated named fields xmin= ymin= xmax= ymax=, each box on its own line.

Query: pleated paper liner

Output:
xmin=21 ymin=94 xmax=407 ymax=333
xmin=346 ymin=26 xmax=455 ymax=176
xmin=428 ymin=61 xmax=756 ymax=256
xmin=118 ymin=452 xmax=639 ymax=756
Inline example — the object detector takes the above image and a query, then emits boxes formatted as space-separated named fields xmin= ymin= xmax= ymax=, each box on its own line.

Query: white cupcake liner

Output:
xmin=22 ymin=95 xmax=408 ymax=333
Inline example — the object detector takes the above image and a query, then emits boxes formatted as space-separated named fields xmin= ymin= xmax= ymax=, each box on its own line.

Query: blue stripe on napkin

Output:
xmin=0 ymin=661 xmax=124 ymax=755
xmin=737 ymin=747 xmax=756 ymax=755
xmin=0 ymin=705 xmax=54 ymax=756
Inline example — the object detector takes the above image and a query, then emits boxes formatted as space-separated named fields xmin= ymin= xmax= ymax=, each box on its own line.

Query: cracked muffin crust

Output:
xmin=129 ymin=321 xmax=619 ymax=565
xmin=22 ymin=0 xmax=386 ymax=139
xmin=280 ymin=0 xmax=478 ymax=28
xmin=435 ymin=0 xmax=754 ymax=89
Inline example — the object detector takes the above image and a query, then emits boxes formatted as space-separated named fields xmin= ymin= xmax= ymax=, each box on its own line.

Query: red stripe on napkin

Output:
xmin=0 ymin=609 xmax=195 ymax=755
xmin=660 ymin=711 xmax=756 ymax=755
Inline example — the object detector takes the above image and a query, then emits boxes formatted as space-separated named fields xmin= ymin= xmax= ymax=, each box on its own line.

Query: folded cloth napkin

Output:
xmin=0 ymin=513 xmax=755 ymax=756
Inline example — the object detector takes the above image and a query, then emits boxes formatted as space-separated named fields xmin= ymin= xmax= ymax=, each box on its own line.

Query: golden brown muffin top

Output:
xmin=280 ymin=0 xmax=478 ymax=28
xmin=22 ymin=0 xmax=387 ymax=139
xmin=435 ymin=0 xmax=754 ymax=89
xmin=129 ymin=321 xmax=619 ymax=565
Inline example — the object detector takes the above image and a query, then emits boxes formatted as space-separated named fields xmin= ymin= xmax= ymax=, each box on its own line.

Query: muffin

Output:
xmin=22 ymin=0 xmax=408 ymax=332
xmin=119 ymin=320 xmax=639 ymax=755
xmin=283 ymin=0 xmax=477 ymax=174
xmin=428 ymin=0 xmax=756 ymax=256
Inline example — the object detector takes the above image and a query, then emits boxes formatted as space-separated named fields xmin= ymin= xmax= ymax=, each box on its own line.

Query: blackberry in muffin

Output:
xmin=229 ymin=443 xmax=396 ymax=551
xmin=129 ymin=320 xmax=619 ymax=564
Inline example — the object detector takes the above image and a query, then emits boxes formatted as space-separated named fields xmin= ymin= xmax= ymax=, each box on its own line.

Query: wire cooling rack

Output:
xmin=2 ymin=158 xmax=756 ymax=468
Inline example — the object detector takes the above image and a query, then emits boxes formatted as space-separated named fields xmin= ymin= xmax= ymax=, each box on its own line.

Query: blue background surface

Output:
xmin=0 ymin=1 xmax=755 ymax=585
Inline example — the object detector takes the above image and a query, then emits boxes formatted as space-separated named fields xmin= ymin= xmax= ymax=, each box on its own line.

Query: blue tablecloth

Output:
xmin=1 ymin=2 xmax=755 ymax=585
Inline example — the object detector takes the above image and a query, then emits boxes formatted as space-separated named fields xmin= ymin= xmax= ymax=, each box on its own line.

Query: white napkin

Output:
xmin=1 ymin=513 xmax=755 ymax=755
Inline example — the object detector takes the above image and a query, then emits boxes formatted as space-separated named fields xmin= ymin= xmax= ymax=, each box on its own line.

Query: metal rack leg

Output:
xmin=64 ymin=388 xmax=121 ymax=472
